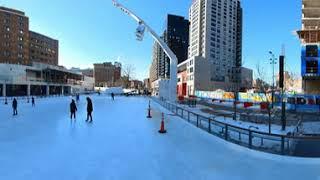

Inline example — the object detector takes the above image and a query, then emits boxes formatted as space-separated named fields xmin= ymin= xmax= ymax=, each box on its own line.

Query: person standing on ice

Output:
xmin=111 ymin=92 xmax=115 ymax=101
xmin=76 ymin=94 xmax=80 ymax=103
xmin=86 ymin=97 xmax=93 ymax=122
xmin=31 ymin=97 xmax=35 ymax=107
xmin=70 ymin=99 xmax=77 ymax=120
xmin=12 ymin=98 xmax=18 ymax=116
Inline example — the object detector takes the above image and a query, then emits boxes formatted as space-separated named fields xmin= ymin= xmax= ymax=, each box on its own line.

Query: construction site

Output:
xmin=297 ymin=0 xmax=320 ymax=94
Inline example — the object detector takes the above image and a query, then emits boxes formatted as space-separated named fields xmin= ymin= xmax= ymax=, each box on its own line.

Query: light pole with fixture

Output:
xmin=112 ymin=0 xmax=178 ymax=102
xmin=269 ymin=51 xmax=277 ymax=108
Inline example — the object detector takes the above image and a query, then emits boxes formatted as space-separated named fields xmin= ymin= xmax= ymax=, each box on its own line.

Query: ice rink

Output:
xmin=0 ymin=95 xmax=319 ymax=180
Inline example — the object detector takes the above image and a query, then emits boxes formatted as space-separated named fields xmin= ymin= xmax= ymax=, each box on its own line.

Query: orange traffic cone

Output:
xmin=158 ymin=113 xmax=167 ymax=134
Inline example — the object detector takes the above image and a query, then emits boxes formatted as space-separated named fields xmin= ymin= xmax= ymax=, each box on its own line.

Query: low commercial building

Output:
xmin=177 ymin=57 xmax=253 ymax=96
xmin=0 ymin=62 xmax=83 ymax=97
xmin=94 ymin=62 xmax=121 ymax=87
xmin=80 ymin=68 xmax=94 ymax=77
xmin=130 ymin=80 xmax=143 ymax=90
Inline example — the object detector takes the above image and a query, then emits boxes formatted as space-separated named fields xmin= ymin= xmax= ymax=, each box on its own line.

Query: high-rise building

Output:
xmin=297 ymin=0 xmax=320 ymax=94
xmin=0 ymin=7 xmax=30 ymax=65
xmin=93 ymin=62 xmax=121 ymax=87
xmin=29 ymin=31 xmax=59 ymax=66
xmin=149 ymin=43 xmax=161 ymax=82
xmin=179 ymin=0 xmax=243 ymax=95
xmin=149 ymin=14 xmax=189 ymax=82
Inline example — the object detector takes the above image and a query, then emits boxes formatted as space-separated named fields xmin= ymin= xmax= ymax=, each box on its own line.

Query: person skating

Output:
xmin=12 ymin=98 xmax=18 ymax=116
xmin=31 ymin=97 xmax=35 ymax=107
xmin=111 ymin=92 xmax=115 ymax=101
xmin=86 ymin=97 xmax=93 ymax=123
xmin=70 ymin=99 xmax=77 ymax=120
xmin=76 ymin=94 xmax=80 ymax=103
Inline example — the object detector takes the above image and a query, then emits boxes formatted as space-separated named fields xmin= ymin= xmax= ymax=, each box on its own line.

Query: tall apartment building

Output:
xmin=0 ymin=6 xmax=59 ymax=66
xmin=29 ymin=31 xmax=59 ymax=66
xmin=149 ymin=14 xmax=189 ymax=82
xmin=179 ymin=0 xmax=242 ymax=95
xmin=0 ymin=7 xmax=30 ymax=65
xmin=149 ymin=43 xmax=161 ymax=82
xmin=94 ymin=62 xmax=121 ymax=87
xmin=297 ymin=0 xmax=320 ymax=94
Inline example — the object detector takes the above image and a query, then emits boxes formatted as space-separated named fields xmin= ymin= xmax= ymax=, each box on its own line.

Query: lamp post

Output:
xmin=112 ymin=0 xmax=178 ymax=102
xmin=269 ymin=51 xmax=277 ymax=108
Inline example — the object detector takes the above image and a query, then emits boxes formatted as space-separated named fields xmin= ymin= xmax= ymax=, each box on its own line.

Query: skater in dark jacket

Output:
xmin=111 ymin=92 xmax=115 ymax=101
xmin=86 ymin=97 xmax=93 ymax=122
xmin=31 ymin=97 xmax=35 ymax=107
xmin=12 ymin=98 xmax=18 ymax=116
xmin=70 ymin=99 xmax=77 ymax=120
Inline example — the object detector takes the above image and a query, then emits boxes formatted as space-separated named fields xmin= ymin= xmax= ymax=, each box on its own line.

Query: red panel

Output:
xmin=182 ymin=83 xmax=187 ymax=96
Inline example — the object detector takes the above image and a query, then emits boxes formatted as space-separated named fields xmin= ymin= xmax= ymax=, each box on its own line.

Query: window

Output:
xmin=5 ymin=26 xmax=10 ymax=32
xmin=3 ymin=42 xmax=10 ymax=47
xmin=306 ymin=45 xmax=318 ymax=57
xmin=306 ymin=60 xmax=318 ymax=74
xmin=4 ymin=51 xmax=10 ymax=57
xmin=18 ymin=37 xmax=23 ymax=41
xmin=4 ymin=19 xmax=9 ymax=24
xmin=18 ymin=53 xmax=23 ymax=58
xmin=19 ymin=29 xmax=24 ymax=34
xmin=190 ymin=67 xmax=194 ymax=73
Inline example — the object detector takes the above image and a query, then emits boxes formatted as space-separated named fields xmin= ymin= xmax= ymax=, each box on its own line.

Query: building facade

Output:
xmin=29 ymin=31 xmax=59 ymax=66
xmin=239 ymin=67 xmax=253 ymax=91
xmin=149 ymin=43 xmax=161 ymax=82
xmin=0 ymin=7 xmax=30 ymax=65
xmin=0 ymin=62 xmax=83 ymax=97
xmin=94 ymin=62 xmax=121 ymax=87
xmin=297 ymin=0 xmax=320 ymax=94
xmin=0 ymin=7 xmax=59 ymax=66
xmin=149 ymin=14 xmax=189 ymax=83
xmin=80 ymin=68 xmax=94 ymax=77
xmin=183 ymin=0 xmax=243 ymax=95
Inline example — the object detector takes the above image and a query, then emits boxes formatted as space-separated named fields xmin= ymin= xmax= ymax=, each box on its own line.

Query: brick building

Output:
xmin=94 ymin=62 xmax=121 ymax=87
xmin=0 ymin=6 xmax=58 ymax=66
xmin=0 ymin=7 xmax=30 ymax=65
xmin=29 ymin=31 xmax=58 ymax=65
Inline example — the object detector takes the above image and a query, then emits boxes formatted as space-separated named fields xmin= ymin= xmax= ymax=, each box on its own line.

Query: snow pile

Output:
xmin=103 ymin=87 xmax=124 ymax=95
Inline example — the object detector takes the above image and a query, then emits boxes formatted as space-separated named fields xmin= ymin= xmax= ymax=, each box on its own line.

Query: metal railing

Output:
xmin=153 ymin=97 xmax=320 ymax=157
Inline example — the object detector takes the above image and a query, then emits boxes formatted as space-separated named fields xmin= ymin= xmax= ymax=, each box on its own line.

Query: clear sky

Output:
xmin=1 ymin=0 xmax=302 ymax=82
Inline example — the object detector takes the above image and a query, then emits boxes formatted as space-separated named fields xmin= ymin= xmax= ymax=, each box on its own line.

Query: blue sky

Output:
xmin=1 ymin=0 xmax=301 ymax=81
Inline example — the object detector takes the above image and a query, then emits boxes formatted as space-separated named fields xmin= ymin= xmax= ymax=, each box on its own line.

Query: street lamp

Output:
xmin=112 ymin=0 xmax=178 ymax=102
xmin=269 ymin=51 xmax=277 ymax=108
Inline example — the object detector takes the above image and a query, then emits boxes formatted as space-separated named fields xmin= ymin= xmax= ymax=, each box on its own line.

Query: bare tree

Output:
xmin=122 ymin=64 xmax=136 ymax=88
xmin=255 ymin=62 xmax=273 ymax=134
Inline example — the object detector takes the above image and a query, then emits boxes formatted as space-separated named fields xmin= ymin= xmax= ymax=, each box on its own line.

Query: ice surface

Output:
xmin=0 ymin=96 xmax=319 ymax=180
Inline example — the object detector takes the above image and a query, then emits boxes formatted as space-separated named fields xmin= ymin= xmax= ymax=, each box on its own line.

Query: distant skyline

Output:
xmin=1 ymin=0 xmax=302 ymax=82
